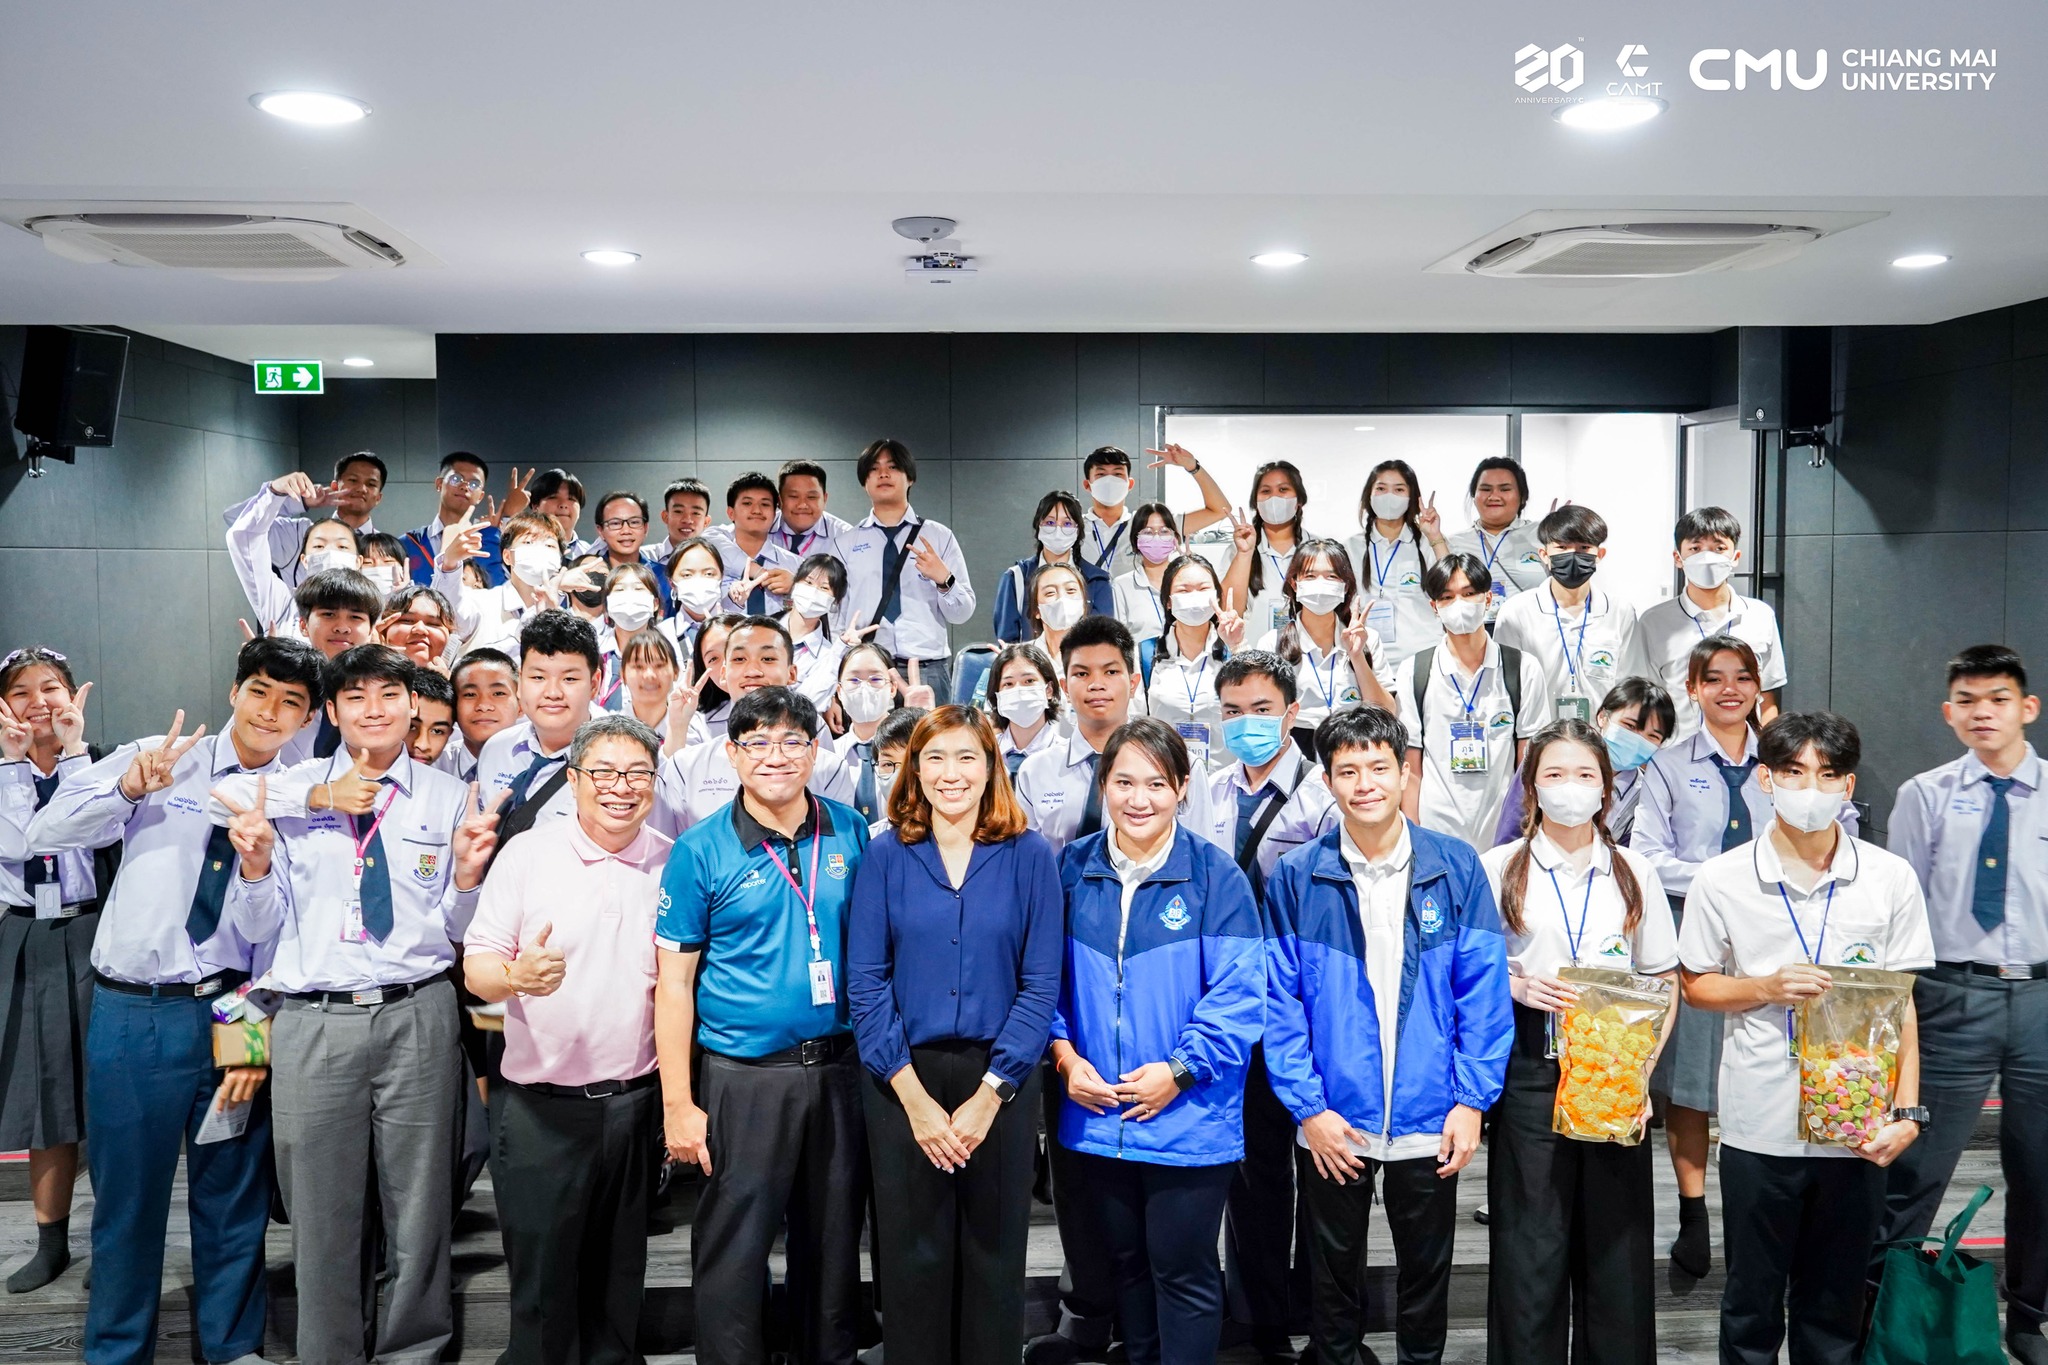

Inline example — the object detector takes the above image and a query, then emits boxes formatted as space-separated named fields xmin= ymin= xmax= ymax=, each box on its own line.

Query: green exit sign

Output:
xmin=253 ymin=360 xmax=324 ymax=394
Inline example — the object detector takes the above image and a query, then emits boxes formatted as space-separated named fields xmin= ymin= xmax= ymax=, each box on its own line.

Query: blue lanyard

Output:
xmin=1551 ymin=597 xmax=1592 ymax=689
xmin=1312 ymin=645 xmax=1343 ymax=707
xmin=1445 ymin=666 xmax=1488 ymax=717
xmin=1264 ymin=550 xmax=1292 ymax=587
xmin=1476 ymin=528 xmax=1509 ymax=574
xmin=1091 ymin=516 xmax=1128 ymax=566
xmin=1545 ymin=864 xmax=1597 ymax=965
xmin=1777 ymin=879 xmax=1837 ymax=965
xmin=1368 ymin=536 xmax=1401 ymax=589
xmin=1179 ymin=652 xmax=1210 ymax=716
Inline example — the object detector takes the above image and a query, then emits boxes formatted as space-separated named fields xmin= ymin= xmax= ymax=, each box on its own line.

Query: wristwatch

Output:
xmin=936 ymin=575 xmax=956 ymax=593
xmin=1889 ymin=1105 xmax=1931 ymax=1127
xmin=1168 ymin=1057 xmax=1198 ymax=1092
xmin=982 ymin=1070 xmax=1018 ymax=1104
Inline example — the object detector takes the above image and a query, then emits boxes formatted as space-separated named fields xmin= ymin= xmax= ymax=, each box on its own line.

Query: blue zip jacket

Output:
xmin=1051 ymin=825 xmax=1265 ymax=1167
xmin=1262 ymin=820 xmax=1512 ymax=1142
xmin=991 ymin=553 xmax=1116 ymax=644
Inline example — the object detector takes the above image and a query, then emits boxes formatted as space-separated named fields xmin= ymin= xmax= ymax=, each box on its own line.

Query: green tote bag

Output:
xmin=1866 ymin=1183 xmax=2003 ymax=1365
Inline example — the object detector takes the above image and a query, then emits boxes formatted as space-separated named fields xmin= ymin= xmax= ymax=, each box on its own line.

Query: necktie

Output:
xmin=854 ymin=742 xmax=877 ymax=822
xmin=1970 ymin=777 xmax=2017 ymax=932
xmin=187 ymin=822 xmax=237 ymax=943
xmin=1235 ymin=788 xmax=1266 ymax=863
xmin=876 ymin=523 xmax=913 ymax=625
xmin=1717 ymin=758 xmax=1755 ymax=851
xmin=21 ymin=774 xmax=60 ymax=899
xmin=1004 ymin=749 xmax=1027 ymax=779
xmin=747 ymin=555 xmax=771 ymax=615
xmin=314 ymin=714 xmax=341 ymax=759
xmin=1076 ymin=752 xmax=1103 ymax=838
xmin=352 ymin=781 xmax=395 ymax=942
xmin=506 ymin=750 xmax=558 ymax=813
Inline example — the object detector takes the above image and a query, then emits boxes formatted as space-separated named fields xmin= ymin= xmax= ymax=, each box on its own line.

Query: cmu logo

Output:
xmin=1515 ymin=43 xmax=1585 ymax=93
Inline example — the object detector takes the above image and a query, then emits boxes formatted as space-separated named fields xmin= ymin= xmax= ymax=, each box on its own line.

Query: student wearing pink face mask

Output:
xmin=1110 ymin=502 xmax=1183 ymax=646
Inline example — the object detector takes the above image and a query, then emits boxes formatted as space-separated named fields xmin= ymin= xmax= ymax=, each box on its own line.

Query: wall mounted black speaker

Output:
xmin=1737 ymin=326 xmax=1831 ymax=431
xmin=13 ymin=325 xmax=129 ymax=449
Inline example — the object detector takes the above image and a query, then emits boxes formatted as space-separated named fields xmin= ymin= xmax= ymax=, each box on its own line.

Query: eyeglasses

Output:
xmin=441 ymin=473 xmax=485 ymax=493
xmin=875 ymin=764 xmax=901 ymax=786
xmin=599 ymin=516 xmax=648 ymax=532
xmin=732 ymin=735 xmax=815 ymax=759
xmin=570 ymin=765 xmax=657 ymax=791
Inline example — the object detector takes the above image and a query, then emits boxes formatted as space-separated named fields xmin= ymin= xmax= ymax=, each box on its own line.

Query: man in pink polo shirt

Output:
xmin=464 ymin=713 xmax=671 ymax=1365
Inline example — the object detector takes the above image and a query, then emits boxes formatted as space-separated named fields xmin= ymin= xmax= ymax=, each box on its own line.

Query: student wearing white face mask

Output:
xmin=594 ymin=564 xmax=663 ymax=711
xmin=782 ymin=552 xmax=851 ymax=710
xmin=469 ymin=512 xmax=570 ymax=658
xmin=226 ymin=472 xmax=372 ymax=637
xmin=983 ymin=644 xmax=1066 ymax=776
xmin=657 ymin=536 xmax=730 ymax=663
xmin=1636 ymin=507 xmax=1787 ymax=740
xmin=1345 ymin=459 xmax=1448 ymax=670
xmin=1026 ymin=562 xmax=1092 ymax=671
xmin=1220 ymin=460 xmax=1310 ymax=640
xmin=1446 ymin=457 xmax=1549 ymax=621
xmin=1491 ymin=677 xmax=1678 ymax=848
xmin=1255 ymin=537 xmax=1396 ymax=754
xmin=1492 ymin=504 xmax=1649 ymax=726
xmin=993 ymin=491 xmax=1115 ymax=645
xmin=833 ymin=642 xmax=916 ymax=825
xmin=1078 ymin=443 xmax=1233 ymax=578
xmin=1479 ymin=720 xmax=1678 ymax=1365
xmin=1111 ymin=503 xmax=1182 ymax=646
xmin=1144 ymin=556 xmax=1247 ymax=771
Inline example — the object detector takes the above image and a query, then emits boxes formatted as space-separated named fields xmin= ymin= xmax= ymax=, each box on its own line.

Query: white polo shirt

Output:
xmin=1145 ymin=638 xmax=1229 ymax=769
xmin=1491 ymin=585 xmax=1647 ymax=721
xmin=1677 ymin=827 xmax=1934 ymax=1158
xmin=1253 ymin=628 xmax=1395 ymax=731
xmin=1395 ymin=640 xmax=1549 ymax=849
xmin=1481 ymin=830 xmax=1677 ymax=979
xmin=1081 ymin=507 xmax=1138 ymax=578
xmin=1447 ymin=519 xmax=1548 ymax=620
xmin=1112 ymin=569 xmax=1169 ymax=644
xmin=1344 ymin=528 xmax=1442 ymax=667
xmin=1636 ymin=590 xmax=1789 ymax=740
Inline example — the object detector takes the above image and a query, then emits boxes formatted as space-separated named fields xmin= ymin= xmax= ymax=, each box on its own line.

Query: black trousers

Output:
xmin=1878 ymin=968 xmax=2048 ymax=1341
xmin=1069 ymin=1151 xmax=1236 ymax=1365
xmin=491 ymin=1079 xmax=659 ymax=1365
xmin=1718 ymin=1145 xmax=1884 ymax=1365
xmin=1486 ymin=1003 xmax=1657 ymax=1365
xmin=1043 ymin=1057 xmax=1117 ymax=1346
xmin=693 ymin=1048 xmax=866 ymax=1365
xmin=1299 ymin=1148 xmax=1460 ymax=1365
xmin=1224 ymin=1046 xmax=1308 ymax=1337
xmin=863 ymin=1040 xmax=1037 ymax=1365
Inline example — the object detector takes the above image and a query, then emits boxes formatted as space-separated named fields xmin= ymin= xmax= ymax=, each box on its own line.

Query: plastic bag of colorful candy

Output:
xmin=1551 ymin=968 xmax=1674 ymax=1147
xmin=1795 ymin=965 xmax=1914 ymax=1149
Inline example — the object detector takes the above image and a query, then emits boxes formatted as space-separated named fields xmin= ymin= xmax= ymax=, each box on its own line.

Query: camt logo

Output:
xmin=1515 ymin=42 xmax=1585 ymax=93
xmin=1617 ymin=44 xmax=1650 ymax=77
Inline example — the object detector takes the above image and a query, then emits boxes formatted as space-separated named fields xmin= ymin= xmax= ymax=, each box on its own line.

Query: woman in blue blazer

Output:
xmin=1047 ymin=717 xmax=1265 ymax=1365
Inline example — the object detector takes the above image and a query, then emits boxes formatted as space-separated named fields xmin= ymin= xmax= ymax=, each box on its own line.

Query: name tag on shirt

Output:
xmin=1555 ymin=694 xmax=1592 ymax=724
xmin=1268 ymin=601 xmax=1288 ymax=633
xmin=1364 ymin=597 xmax=1397 ymax=643
xmin=1177 ymin=722 xmax=1212 ymax=768
xmin=1449 ymin=720 xmax=1487 ymax=774
xmin=341 ymin=896 xmax=368 ymax=944
xmin=809 ymin=959 xmax=836 ymax=1007
xmin=33 ymin=880 xmax=64 ymax=920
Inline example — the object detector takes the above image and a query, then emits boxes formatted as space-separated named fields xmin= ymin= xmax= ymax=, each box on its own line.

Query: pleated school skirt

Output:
xmin=0 ymin=909 xmax=100 ymax=1150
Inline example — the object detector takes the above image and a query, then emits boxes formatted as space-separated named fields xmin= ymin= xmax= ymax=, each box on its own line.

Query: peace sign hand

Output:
xmin=1218 ymin=608 xmax=1247 ymax=652
xmin=1144 ymin=443 xmax=1200 ymax=472
xmin=270 ymin=471 xmax=324 ymax=505
xmin=1340 ymin=615 xmax=1375 ymax=669
xmin=436 ymin=507 xmax=486 ymax=572
xmin=52 ymin=681 xmax=92 ymax=757
xmin=1228 ymin=507 xmax=1257 ymax=556
xmin=0 ymin=699 xmax=32 ymax=763
xmin=893 ymin=661 xmax=936 ymax=711
xmin=1416 ymin=492 xmax=1443 ymax=540
xmin=665 ymin=664 xmax=711 ymax=750
xmin=211 ymin=776 xmax=275 ymax=880
xmin=454 ymin=784 xmax=510 ymax=891
xmin=119 ymin=710 xmax=209 ymax=800
xmin=909 ymin=534 xmax=950 ymax=585
xmin=501 ymin=468 xmax=534 ymax=522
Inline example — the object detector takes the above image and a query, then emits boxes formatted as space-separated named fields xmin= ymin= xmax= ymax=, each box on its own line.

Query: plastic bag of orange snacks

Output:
xmin=1795 ymin=966 xmax=1914 ymax=1148
xmin=1551 ymin=968 xmax=1673 ymax=1146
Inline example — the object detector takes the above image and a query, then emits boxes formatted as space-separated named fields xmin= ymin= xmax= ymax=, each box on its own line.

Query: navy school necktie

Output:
xmin=1235 ymin=788 xmax=1265 ymax=863
xmin=1717 ymin=758 xmax=1755 ymax=851
xmin=187 ymin=822 xmax=237 ymax=943
xmin=505 ymin=750 xmax=556 ymax=813
xmin=1970 ymin=776 xmax=2017 ymax=932
xmin=313 ymin=714 xmax=341 ymax=759
xmin=1077 ymin=752 xmax=1104 ymax=838
xmin=352 ymin=781 xmax=395 ymax=942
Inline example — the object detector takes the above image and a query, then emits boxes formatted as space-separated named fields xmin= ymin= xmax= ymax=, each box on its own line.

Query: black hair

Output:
xmin=451 ymin=648 xmax=517 ymax=690
xmin=665 ymin=534 xmax=728 ymax=582
xmin=1216 ymin=648 xmax=1299 ymax=707
xmin=1083 ymin=446 xmax=1132 ymax=478
xmin=1758 ymin=710 xmax=1863 ymax=776
xmin=1246 ymin=459 xmax=1308 ymax=597
xmin=621 ymin=628 xmax=680 ymax=672
xmin=295 ymin=567 xmax=382 ymax=622
xmin=296 ymin=519 xmax=363 ymax=558
xmin=1466 ymin=456 xmax=1530 ymax=510
xmin=725 ymin=471 xmax=779 ymax=508
xmin=857 ymin=438 xmax=916 ymax=486
xmin=234 ymin=637 xmax=326 ymax=706
xmin=1357 ymin=458 xmax=1425 ymax=592
xmin=383 ymin=584 xmax=454 ymax=627
xmin=595 ymin=489 xmax=650 ymax=522
xmin=1422 ymin=552 xmax=1493 ymax=602
xmin=334 ymin=451 xmax=388 ymax=485
xmin=791 ymin=552 xmax=848 ymax=605
xmin=727 ymin=613 xmax=796 ymax=660
xmin=518 ymin=609 xmax=603 ymax=673
xmin=438 ymin=450 xmax=488 ymax=478
xmin=1596 ymin=676 xmax=1678 ymax=741
xmin=1129 ymin=500 xmax=1177 ymax=540
xmin=1274 ymin=537 xmax=1360 ymax=666
xmin=530 ymin=469 xmax=587 ymax=509
xmin=1031 ymin=489 xmax=1085 ymax=538
xmin=693 ymin=612 xmax=746 ymax=713
xmin=663 ymin=476 xmax=711 ymax=509
xmin=985 ymin=644 xmax=1062 ymax=726
xmin=409 ymin=664 xmax=455 ymax=710
xmin=876 ymin=706 xmax=926 ymax=753
xmin=1674 ymin=506 xmax=1744 ymax=549
xmin=323 ymin=643 xmax=416 ymax=700
xmin=1158 ymin=553 xmax=1228 ymax=662
xmin=359 ymin=531 xmax=407 ymax=564
xmin=1946 ymin=643 xmax=2028 ymax=693
xmin=777 ymin=459 xmax=829 ymax=493
xmin=1500 ymin=718 xmax=1643 ymax=936
xmin=1316 ymin=704 xmax=1409 ymax=770
xmin=1098 ymin=717 xmax=1192 ymax=793
xmin=727 ymin=684 xmax=820 ymax=742
xmin=1060 ymin=613 xmax=1137 ymax=672
xmin=603 ymin=563 xmax=661 ymax=604
xmin=1537 ymin=503 xmax=1609 ymax=548
xmin=0 ymin=648 xmax=75 ymax=697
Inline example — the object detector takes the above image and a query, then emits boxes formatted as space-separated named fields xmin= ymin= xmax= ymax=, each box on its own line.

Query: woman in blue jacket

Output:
xmin=991 ymin=489 xmax=1117 ymax=644
xmin=847 ymin=705 xmax=1063 ymax=1365
xmin=1048 ymin=717 xmax=1264 ymax=1365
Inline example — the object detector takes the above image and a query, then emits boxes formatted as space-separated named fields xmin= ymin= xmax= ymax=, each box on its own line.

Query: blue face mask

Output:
xmin=1223 ymin=714 xmax=1287 ymax=767
xmin=1603 ymin=721 xmax=1659 ymax=773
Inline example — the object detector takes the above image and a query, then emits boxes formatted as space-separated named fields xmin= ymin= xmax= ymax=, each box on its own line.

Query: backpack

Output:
xmin=1411 ymin=644 xmax=1525 ymax=736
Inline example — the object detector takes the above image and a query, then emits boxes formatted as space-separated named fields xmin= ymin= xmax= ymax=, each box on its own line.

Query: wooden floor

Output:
xmin=0 ymin=1105 xmax=2010 ymax=1362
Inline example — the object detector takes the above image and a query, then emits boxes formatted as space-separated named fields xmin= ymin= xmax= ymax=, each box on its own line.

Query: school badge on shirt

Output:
xmin=826 ymin=853 xmax=848 ymax=880
xmin=1597 ymin=933 xmax=1630 ymax=960
xmin=1841 ymin=941 xmax=1877 ymax=965
xmin=1159 ymin=896 xmax=1192 ymax=931
xmin=1419 ymin=896 xmax=1445 ymax=935
xmin=413 ymin=852 xmax=440 ymax=884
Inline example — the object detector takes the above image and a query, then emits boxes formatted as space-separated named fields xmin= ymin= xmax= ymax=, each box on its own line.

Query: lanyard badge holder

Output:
xmin=1778 ymin=879 xmax=1837 ymax=1058
xmin=1175 ymin=655 xmax=1212 ymax=768
xmin=1478 ymin=530 xmax=1511 ymax=615
xmin=1544 ymin=864 xmax=1598 ymax=1058
xmin=1446 ymin=667 xmax=1489 ymax=774
xmin=1552 ymin=603 xmax=1594 ymax=724
xmin=763 ymin=801 xmax=834 ymax=1007
xmin=32 ymin=858 xmax=63 ymax=919
xmin=342 ymin=786 xmax=400 ymax=944
xmin=1365 ymin=540 xmax=1400 ymax=644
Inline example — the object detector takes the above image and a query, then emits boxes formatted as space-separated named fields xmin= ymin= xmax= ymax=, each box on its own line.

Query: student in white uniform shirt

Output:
xmin=658 ymin=536 xmax=730 ymax=663
xmin=271 ymin=571 xmax=384 ymax=766
xmin=838 ymin=439 xmax=976 ymax=705
xmin=991 ymin=491 xmax=1115 ymax=646
xmin=1220 ymin=460 xmax=1311 ymax=640
xmin=444 ymin=649 xmax=520 ymax=784
xmin=1254 ymin=537 xmax=1395 ymax=754
xmin=1144 ymin=555 xmax=1246 ymax=771
xmin=1479 ymin=720 xmax=1677 ymax=1365
xmin=616 ymin=629 xmax=684 ymax=741
xmin=1635 ymin=507 xmax=1787 ymax=739
xmin=1678 ymin=711 xmax=1933 ymax=1365
xmin=832 ymin=641 xmax=909 ymax=826
xmin=1346 ymin=459 xmax=1449 ymax=670
xmin=780 ymin=553 xmax=851 ymax=710
xmin=1490 ymin=676 xmax=1676 ymax=848
xmin=1022 ymin=561 xmax=1091 ymax=683
xmin=470 ymin=511 xmax=571 ymax=658
xmin=594 ymin=566 xmax=666 ymax=710
xmin=378 ymin=585 xmax=462 ymax=677
xmin=771 ymin=460 xmax=857 ymax=560
xmin=1077 ymin=443 xmax=1233 ymax=578
xmin=984 ymin=644 xmax=1066 ymax=777
xmin=645 ymin=476 xmax=712 ymax=564
xmin=653 ymin=617 xmax=856 ymax=836
xmin=1445 ymin=457 xmax=1549 ymax=622
xmin=219 ymin=452 xmax=388 ymax=593
xmin=406 ymin=666 xmax=459 ymax=771
xmin=1492 ymin=504 xmax=1647 ymax=725
xmin=526 ymin=470 xmax=590 ymax=557
xmin=1111 ymin=502 xmax=1181 ymax=646
xmin=1877 ymin=645 xmax=2048 ymax=1363
xmin=473 ymin=612 xmax=604 ymax=839
xmin=1396 ymin=554 xmax=1548 ymax=850
xmin=226 ymin=472 xmax=402 ymax=638
xmin=708 ymin=472 xmax=804 ymax=617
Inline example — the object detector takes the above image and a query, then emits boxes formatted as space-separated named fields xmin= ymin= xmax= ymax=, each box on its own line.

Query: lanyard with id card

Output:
xmin=1477 ymin=530 xmax=1512 ymax=613
xmin=1446 ymin=666 xmax=1489 ymax=774
xmin=32 ymin=859 xmax=64 ymax=919
xmin=763 ymin=802 xmax=834 ymax=1007
xmin=341 ymin=786 xmax=399 ymax=945
xmin=1364 ymin=539 xmax=1401 ymax=644
xmin=1176 ymin=656 xmax=1213 ymax=767
xmin=1777 ymin=879 xmax=1836 ymax=1058
xmin=1543 ymin=863 xmax=1598 ymax=1057
xmin=1552 ymin=601 xmax=1594 ymax=723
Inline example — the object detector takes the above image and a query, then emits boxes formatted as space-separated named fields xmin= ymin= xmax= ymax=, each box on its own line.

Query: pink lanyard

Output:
xmin=351 ymin=785 xmax=399 ymax=882
xmin=761 ymin=798 xmax=825 ymax=959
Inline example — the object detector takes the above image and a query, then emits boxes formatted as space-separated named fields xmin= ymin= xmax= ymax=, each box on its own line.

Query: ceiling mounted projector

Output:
xmin=894 ymin=215 xmax=977 ymax=285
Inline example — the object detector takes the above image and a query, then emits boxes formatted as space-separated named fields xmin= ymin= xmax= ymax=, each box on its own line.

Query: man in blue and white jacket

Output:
xmin=1262 ymin=705 xmax=1513 ymax=1365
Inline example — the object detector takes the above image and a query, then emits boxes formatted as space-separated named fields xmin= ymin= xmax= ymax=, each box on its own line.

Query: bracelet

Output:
xmin=501 ymin=959 xmax=523 ymax=997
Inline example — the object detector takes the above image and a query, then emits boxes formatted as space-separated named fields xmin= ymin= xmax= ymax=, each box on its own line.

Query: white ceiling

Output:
xmin=5 ymin=0 xmax=2047 ymax=374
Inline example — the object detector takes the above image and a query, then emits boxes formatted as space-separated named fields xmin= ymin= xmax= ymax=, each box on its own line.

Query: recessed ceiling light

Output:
xmin=1353 ymin=425 xmax=1376 ymax=432
xmin=1554 ymin=96 xmax=1666 ymax=130
xmin=1251 ymin=251 xmax=1308 ymax=268
xmin=249 ymin=91 xmax=371 ymax=124
xmin=581 ymin=249 xmax=641 ymax=266
xmin=1891 ymin=253 xmax=1950 ymax=269
xmin=341 ymin=356 xmax=374 ymax=368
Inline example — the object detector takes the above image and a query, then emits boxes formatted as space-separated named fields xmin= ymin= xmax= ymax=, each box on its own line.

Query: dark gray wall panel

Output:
xmin=0 ymin=548 xmax=101 ymax=712
xmin=1782 ymin=443 xmax=1837 ymax=537
xmin=1508 ymin=334 xmax=1714 ymax=411
xmin=2008 ymin=533 xmax=2048 ymax=673
xmin=1076 ymin=335 xmax=1144 ymax=459
xmin=696 ymin=334 xmax=944 ymax=467
xmin=1261 ymin=335 xmax=1391 ymax=408
xmin=1831 ymin=361 xmax=2011 ymax=536
xmin=1387 ymin=334 xmax=1511 ymax=407
xmin=948 ymin=335 xmax=1077 ymax=464
xmin=94 ymin=418 xmax=209 ymax=551
xmin=97 ymin=549 xmax=214 ymax=748
xmin=297 ymin=379 xmax=419 ymax=483
xmin=2009 ymin=354 xmax=2048 ymax=531
xmin=1779 ymin=533 xmax=1833 ymax=712
xmin=1838 ymin=310 xmax=2012 ymax=392
xmin=1138 ymin=335 xmax=1264 ymax=406
xmin=439 ymin=334 xmax=696 ymax=467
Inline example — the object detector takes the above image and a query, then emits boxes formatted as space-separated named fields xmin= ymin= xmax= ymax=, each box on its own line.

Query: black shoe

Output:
xmin=1023 ymin=1333 xmax=1083 ymax=1365
xmin=1473 ymin=1202 xmax=1490 ymax=1225
xmin=2009 ymin=1328 xmax=2048 ymax=1365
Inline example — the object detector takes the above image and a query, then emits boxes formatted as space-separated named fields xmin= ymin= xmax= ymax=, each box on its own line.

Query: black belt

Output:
xmin=511 ymin=1073 xmax=659 ymax=1100
xmin=94 ymin=970 xmax=247 ymax=1000
xmin=287 ymin=979 xmax=437 ymax=1007
xmin=714 ymin=1034 xmax=855 ymax=1067
xmin=1936 ymin=960 xmax=2048 ymax=982
xmin=4 ymin=900 xmax=98 ymax=919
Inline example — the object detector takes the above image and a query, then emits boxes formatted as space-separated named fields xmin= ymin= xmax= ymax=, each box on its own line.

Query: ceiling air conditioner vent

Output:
xmin=0 ymin=201 xmax=432 ymax=281
xmin=1464 ymin=222 xmax=1823 ymax=279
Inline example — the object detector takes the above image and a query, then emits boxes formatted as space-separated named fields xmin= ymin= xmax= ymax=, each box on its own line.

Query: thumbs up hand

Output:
xmin=510 ymin=921 xmax=566 ymax=996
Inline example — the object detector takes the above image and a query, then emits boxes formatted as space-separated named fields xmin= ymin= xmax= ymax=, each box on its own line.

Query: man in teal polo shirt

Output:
xmin=654 ymin=684 xmax=870 ymax=1365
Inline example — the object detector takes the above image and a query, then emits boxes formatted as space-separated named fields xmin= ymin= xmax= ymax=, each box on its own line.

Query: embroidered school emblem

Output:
xmin=1159 ymin=896 xmax=1192 ymax=931
xmin=1589 ymin=650 xmax=1616 ymax=670
xmin=1489 ymin=710 xmax=1513 ymax=729
xmin=414 ymin=853 xmax=439 ymax=883
xmin=826 ymin=853 xmax=848 ymax=880
xmin=1399 ymin=572 xmax=1421 ymax=587
xmin=1598 ymin=933 xmax=1630 ymax=959
xmin=1841 ymin=941 xmax=1877 ymax=965
xmin=1419 ymin=897 xmax=1445 ymax=934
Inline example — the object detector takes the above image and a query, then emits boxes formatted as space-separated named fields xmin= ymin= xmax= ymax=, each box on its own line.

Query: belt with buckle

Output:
xmin=4 ymin=901 xmax=98 ymax=920
xmin=288 ymin=979 xmax=433 ymax=1008
xmin=94 ymin=970 xmax=248 ymax=999
xmin=512 ymin=1074 xmax=659 ymax=1100
xmin=1936 ymin=960 xmax=2048 ymax=982
xmin=718 ymin=1034 xmax=855 ymax=1067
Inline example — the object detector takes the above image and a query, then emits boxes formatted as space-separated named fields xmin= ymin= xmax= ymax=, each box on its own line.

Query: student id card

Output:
xmin=340 ymin=895 xmax=368 ymax=945
xmin=1176 ymin=722 xmax=1212 ymax=769
xmin=809 ymin=958 xmax=836 ymax=1007
xmin=1364 ymin=596 xmax=1397 ymax=644
xmin=1449 ymin=720 xmax=1488 ymax=774
xmin=1555 ymin=693 xmax=1593 ymax=724
xmin=32 ymin=876 xmax=62 ymax=920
